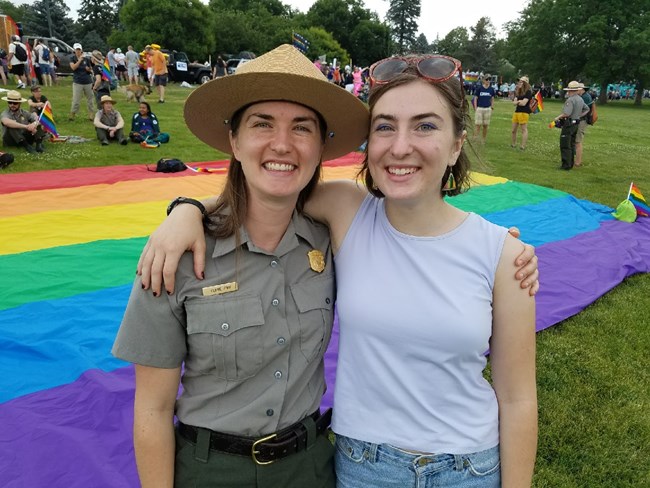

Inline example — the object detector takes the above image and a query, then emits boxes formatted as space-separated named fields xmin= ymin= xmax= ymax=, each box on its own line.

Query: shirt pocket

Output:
xmin=290 ymin=274 xmax=335 ymax=364
xmin=185 ymin=295 xmax=265 ymax=380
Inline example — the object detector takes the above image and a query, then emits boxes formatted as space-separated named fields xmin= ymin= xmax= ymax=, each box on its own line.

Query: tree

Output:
xmin=436 ymin=27 xmax=469 ymax=62
xmin=465 ymin=17 xmax=497 ymax=73
xmin=411 ymin=33 xmax=429 ymax=54
xmin=385 ymin=0 xmax=420 ymax=54
xmin=19 ymin=0 xmax=76 ymax=42
xmin=0 ymin=1 xmax=31 ymax=26
xmin=76 ymin=0 xmax=119 ymax=41
xmin=115 ymin=0 xmax=215 ymax=61
xmin=303 ymin=0 xmax=386 ymax=65
xmin=505 ymin=0 xmax=650 ymax=104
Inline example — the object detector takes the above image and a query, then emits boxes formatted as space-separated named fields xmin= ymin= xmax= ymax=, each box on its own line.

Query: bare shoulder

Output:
xmin=305 ymin=180 xmax=367 ymax=252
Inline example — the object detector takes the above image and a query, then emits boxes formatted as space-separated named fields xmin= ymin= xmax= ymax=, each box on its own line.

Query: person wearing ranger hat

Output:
xmin=553 ymin=81 xmax=590 ymax=170
xmin=1 ymin=90 xmax=46 ymax=153
xmin=112 ymin=43 xmax=368 ymax=487
xmin=93 ymin=95 xmax=127 ymax=145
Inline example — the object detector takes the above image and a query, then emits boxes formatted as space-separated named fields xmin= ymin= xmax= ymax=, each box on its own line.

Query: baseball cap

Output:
xmin=73 ymin=43 xmax=82 ymax=50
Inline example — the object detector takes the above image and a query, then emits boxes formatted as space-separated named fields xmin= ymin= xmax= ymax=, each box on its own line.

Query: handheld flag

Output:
xmin=629 ymin=183 xmax=649 ymax=217
xmin=102 ymin=57 xmax=111 ymax=81
xmin=38 ymin=101 xmax=59 ymax=138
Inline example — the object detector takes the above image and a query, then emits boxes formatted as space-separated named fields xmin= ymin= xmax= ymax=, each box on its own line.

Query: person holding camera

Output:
xmin=553 ymin=81 xmax=589 ymax=170
xmin=68 ymin=43 xmax=95 ymax=121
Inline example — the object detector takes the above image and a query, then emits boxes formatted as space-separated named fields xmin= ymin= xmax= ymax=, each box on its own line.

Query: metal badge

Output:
xmin=202 ymin=281 xmax=238 ymax=296
xmin=308 ymin=250 xmax=325 ymax=273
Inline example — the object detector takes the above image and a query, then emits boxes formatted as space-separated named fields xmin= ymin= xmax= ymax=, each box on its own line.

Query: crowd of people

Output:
xmin=0 ymin=36 xmax=171 ymax=155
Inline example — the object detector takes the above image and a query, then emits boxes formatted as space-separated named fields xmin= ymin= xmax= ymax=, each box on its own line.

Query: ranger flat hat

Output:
xmin=564 ymin=80 xmax=585 ymax=90
xmin=2 ymin=90 xmax=28 ymax=103
xmin=184 ymin=44 xmax=369 ymax=161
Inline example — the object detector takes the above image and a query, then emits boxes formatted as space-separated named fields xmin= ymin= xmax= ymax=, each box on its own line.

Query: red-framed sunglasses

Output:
xmin=369 ymin=55 xmax=462 ymax=87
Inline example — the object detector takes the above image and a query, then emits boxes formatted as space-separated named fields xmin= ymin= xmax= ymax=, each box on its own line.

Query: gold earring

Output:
xmin=442 ymin=171 xmax=456 ymax=192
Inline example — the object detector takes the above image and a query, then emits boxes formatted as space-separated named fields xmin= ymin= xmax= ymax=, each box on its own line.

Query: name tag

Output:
xmin=202 ymin=281 xmax=238 ymax=296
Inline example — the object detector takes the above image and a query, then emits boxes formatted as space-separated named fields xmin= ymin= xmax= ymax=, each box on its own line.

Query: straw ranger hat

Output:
xmin=2 ymin=90 xmax=28 ymax=103
xmin=519 ymin=76 xmax=529 ymax=84
xmin=564 ymin=80 xmax=585 ymax=91
xmin=100 ymin=95 xmax=117 ymax=105
xmin=184 ymin=44 xmax=369 ymax=161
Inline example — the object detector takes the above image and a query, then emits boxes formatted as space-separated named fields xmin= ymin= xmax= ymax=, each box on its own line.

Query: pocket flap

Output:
xmin=291 ymin=274 xmax=335 ymax=313
xmin=185 ymin=295 xmax=264 ymax=336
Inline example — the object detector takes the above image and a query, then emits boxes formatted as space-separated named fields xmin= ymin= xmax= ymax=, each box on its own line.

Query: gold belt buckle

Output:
xmin=252 ymin=433 xmax=277 ymax=465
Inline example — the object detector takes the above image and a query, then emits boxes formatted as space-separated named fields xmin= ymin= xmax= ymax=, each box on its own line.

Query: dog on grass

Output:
xmin=120 ymin=84 xmax=152 ymax=103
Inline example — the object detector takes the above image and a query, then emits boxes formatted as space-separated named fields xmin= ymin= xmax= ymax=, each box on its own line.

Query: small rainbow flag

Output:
xmin=629 ymin=183 xmax=649 ymax=217
xmin=38 ymin=101 xmax=58 ymax=138
xmin=534 ymin=91 xmax=544 ymax=112
xmin=102 ymin=57 xmax=111 ymax=81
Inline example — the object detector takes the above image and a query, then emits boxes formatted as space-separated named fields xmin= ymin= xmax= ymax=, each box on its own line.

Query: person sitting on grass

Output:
xmin=28 ymin=85 xmax=49 ymax=117
xmin=130 ymin=102 xmax=160 ymax=142
xmin=94 ymin=95 xmax=127 ymax=146
xmin=1 ymin=90 xmax=46 ymax=154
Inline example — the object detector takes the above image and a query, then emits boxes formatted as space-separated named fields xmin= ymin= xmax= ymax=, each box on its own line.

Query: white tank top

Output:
xmin=332 ymin=195 xmax=507 ymax=454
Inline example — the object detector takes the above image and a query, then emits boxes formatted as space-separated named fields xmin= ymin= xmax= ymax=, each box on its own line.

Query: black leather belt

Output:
xmin=178 ymin=408 xmax=332 ymax=465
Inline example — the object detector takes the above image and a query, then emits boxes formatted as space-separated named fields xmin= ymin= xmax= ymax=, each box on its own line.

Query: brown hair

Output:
xmin=358 ymin=64 xmax=471 ymax=198
xmin=515 ymin=79 xmax=531 ymax=97
xmin=205 ymin=102 xmax=327 ymax=239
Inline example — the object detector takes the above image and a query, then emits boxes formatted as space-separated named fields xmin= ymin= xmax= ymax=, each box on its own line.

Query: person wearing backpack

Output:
xmin=35 ymin=40 xmax=52 ymax=87
xmin=511 ymin=76 xmax=533 ymax=150
xmin=575 ymin=83 xmax=593 ymax=167
xmin=7 ymin=35 xmax=29 ymax=90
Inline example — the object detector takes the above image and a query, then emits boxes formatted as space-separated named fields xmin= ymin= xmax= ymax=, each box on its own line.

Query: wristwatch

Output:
xmin=166 ymin=197 xmax=208 ymax=219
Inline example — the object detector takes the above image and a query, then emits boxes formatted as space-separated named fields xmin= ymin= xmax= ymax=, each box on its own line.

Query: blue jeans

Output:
xmin=335 ymin=434 xmax=500 ymax=488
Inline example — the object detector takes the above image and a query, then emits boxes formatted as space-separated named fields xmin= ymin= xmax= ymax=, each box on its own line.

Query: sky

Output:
xmin=54 ymin=0 xmax=524 ymax=41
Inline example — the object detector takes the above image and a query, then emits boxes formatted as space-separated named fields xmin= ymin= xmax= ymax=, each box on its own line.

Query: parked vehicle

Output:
xmin=22 ymin=36 xmax=78 ymax=76
xmin=226 ymin=58 xmax=252 ymax=75
xmin=164 ymin=50 xmax=212 ymax=84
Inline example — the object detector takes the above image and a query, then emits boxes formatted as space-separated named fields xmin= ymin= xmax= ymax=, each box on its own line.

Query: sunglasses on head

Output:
xmin=369 ymin=55 xmax=462 ymax=87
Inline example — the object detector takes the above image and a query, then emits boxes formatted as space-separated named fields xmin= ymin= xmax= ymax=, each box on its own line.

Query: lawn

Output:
xmin=3 ymin=79 xmax=650 ymax=487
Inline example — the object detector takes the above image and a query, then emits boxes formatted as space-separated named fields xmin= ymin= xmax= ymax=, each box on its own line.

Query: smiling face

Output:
xmin=229 ymin=101 xmax=325 ymax=206
xmin=367 ymin=80 xmax=465 ymax=207
xmin=138 ymin=103 xmax=149 ymax=116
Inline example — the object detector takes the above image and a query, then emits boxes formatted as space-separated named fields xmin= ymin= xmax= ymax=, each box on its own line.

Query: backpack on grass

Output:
xmin=146 ymin=158 xmax=186 ymax=173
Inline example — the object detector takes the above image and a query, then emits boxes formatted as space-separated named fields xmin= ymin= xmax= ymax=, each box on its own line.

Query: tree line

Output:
xmin=3 ymin=0 xmax=648 ymax=104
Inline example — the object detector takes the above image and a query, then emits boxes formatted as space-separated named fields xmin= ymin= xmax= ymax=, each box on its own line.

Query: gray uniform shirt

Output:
xmin=113 ymin=211 xmax=334 ymax=437
xmin=1 ymin=108 xmax=37 ymax=137
xmin=562 ymin=93 xmax=589 ymax=120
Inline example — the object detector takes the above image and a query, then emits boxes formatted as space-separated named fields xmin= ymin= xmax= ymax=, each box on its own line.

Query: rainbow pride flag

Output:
xmin=38 ymin=101 xmax=58 ymax=137
xmin=1 ymin=156 xmax=649 ymax=486
xmin=102 ymin=57 xmax=111 ymax=81
xmin=630 ymin=182 xmax=649 ymax=217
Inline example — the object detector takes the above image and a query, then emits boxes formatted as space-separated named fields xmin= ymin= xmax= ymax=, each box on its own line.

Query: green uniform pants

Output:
xmin=173 ymin=428 xmax=335 ymax=488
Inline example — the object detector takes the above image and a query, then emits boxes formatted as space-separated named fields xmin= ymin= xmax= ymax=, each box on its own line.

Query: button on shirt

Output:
xmin=112 ymin=211 xmax=334 ymax=437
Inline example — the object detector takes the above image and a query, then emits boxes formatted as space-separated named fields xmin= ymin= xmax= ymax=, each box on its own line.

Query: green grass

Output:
xmin=4 ymin=80 xmax=650 ymax=486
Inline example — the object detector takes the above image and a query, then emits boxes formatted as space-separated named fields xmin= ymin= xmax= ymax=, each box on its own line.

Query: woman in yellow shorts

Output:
xmin=511 ymin=76 xmax=533 ymax=150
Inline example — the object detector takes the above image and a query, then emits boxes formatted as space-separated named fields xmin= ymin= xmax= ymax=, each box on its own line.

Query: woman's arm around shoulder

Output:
xmin=304 ymin=179 xmax=367 ymax=253
xmin=133 ymin=364 xmax=181 ymax=488
xmin=491 ymin=234 xmax=538 ymax=488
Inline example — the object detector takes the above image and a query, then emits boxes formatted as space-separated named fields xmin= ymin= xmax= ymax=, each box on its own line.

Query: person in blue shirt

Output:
xmin=130 ymin=102 xmax=160 ymax=142
xmin=472 ymin=74 xmax=496 ymax=143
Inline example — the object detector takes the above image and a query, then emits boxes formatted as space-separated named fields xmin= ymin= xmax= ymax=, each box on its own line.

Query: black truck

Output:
xmin=164 ymin=50 xmax=212 ymax=85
